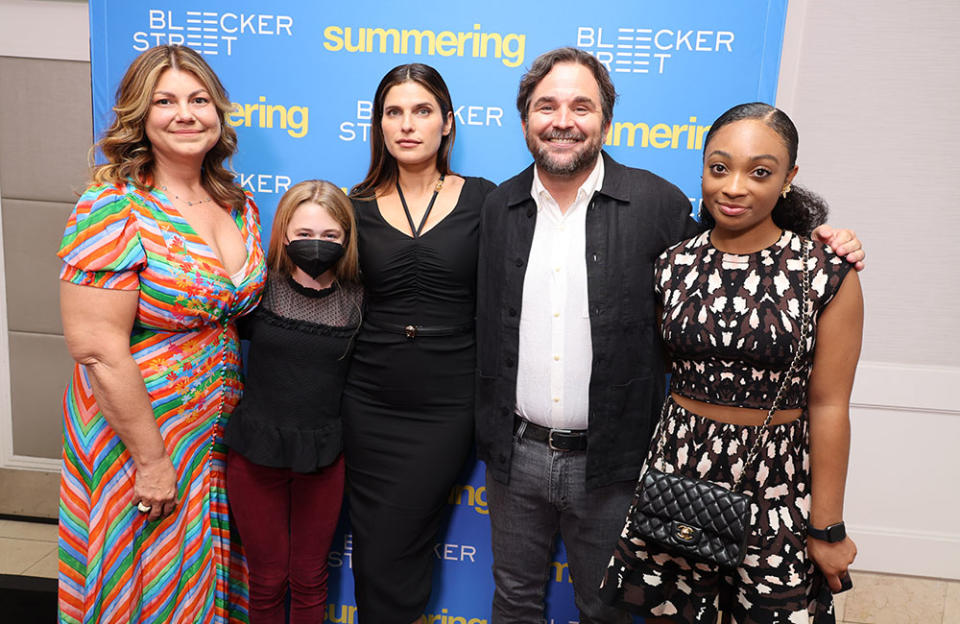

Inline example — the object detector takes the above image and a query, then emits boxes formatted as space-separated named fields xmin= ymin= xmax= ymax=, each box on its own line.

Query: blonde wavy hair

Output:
xmin=267 ymin=180 xmax=361 ymax=285
xmin=90 ymin=45 xmax=246 ymax=212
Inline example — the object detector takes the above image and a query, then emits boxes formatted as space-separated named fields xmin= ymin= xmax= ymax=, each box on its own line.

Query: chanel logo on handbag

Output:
xmin=632 ymin=468 xmax=750 ymax=568
xmin=673 ymin=522 xmax=700 ymax=544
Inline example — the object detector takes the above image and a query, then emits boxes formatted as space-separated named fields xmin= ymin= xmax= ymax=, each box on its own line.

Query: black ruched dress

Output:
xmin=342 ymin=176 xmax=495 ymax=622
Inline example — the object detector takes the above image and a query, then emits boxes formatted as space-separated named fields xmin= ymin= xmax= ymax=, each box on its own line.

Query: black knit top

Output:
xmin=224 ymin=272 xmax=363 ymax=472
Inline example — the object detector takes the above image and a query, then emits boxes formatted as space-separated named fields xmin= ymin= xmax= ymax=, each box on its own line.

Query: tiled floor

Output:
xmin=0 ymin=518 xmax=957 ymax=622
xmin=838 ymin=570 xmax=960 ymax=624
xmin=0 ymin=519 xmax=58 ymax=578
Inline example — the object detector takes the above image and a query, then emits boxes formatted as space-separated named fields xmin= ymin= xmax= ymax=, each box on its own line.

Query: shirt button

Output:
xmin=553 ymin=312 xmax=560 ymax=318
xmin=553 ymin=355 xmax=560 ymax=361
xmin=554 ymin=267 xmax=561 ymax=272
xmin=553 ymin=397 xmax=560 ymax=403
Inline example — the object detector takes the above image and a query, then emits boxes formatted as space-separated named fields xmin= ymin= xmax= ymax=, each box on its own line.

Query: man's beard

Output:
xmin=525 ymin=129 xmax=602 ymax=176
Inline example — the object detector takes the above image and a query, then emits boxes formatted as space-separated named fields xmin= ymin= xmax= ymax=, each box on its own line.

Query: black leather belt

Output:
xmin=365 ymin=319 xmax=474 ymax=339
xmin=514 ymin=416 xmax=587 ymax=452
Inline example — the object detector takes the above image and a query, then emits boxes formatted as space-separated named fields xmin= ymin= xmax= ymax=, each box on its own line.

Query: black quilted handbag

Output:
xmin=631 ymin=468 xmax=751 ymax=568
xmin=629 ymin=239 xmax=812 ymax=569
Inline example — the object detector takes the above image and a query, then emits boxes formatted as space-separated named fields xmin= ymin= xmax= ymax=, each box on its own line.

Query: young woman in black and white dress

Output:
xmin=601 ymin=103 xmax=863 ymax=624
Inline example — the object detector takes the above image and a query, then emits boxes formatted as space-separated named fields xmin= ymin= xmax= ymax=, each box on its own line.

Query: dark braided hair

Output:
xmin=698 ymin=102 xmax=827 ymax=236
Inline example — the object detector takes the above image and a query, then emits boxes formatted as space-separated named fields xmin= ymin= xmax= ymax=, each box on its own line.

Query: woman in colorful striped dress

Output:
xmin=57 ymin=45 xmax=265 ymax=623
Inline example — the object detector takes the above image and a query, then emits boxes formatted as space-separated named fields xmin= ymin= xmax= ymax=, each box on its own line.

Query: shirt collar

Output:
xmin=530 ymin=155 xmax=605 ymax=211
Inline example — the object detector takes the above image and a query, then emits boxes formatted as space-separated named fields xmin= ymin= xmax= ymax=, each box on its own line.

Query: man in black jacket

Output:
xmin=475 ymin=47 xmax=862 ymax=623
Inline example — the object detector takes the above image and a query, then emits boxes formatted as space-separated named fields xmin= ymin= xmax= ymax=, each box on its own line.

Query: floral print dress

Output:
xmin=57 ymin=183 xmax=265 ymax=624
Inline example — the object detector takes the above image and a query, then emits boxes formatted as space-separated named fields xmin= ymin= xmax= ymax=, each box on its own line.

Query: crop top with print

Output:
xmin=655 ymin=230 xmax=852 ymax=410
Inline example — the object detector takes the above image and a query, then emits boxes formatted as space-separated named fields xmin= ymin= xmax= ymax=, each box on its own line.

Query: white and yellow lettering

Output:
xmin=287 ymin=106 xmax=308 ymax=138
xmin=220 ymin=13 xmax=238 ymax=33
xmin=576 ymin=27 xmax=595 ymax=47
xmin=435 ymin=30 xmax=458 ymax=56
xmin=367 ymin=27 xmax=401 ymax=53
xmin=343 ymin=27 xmax=364 ymax=52
xmin=239 ymin=14 xmax=256 ymax=34
xmin=695 ymin=31 xmax=713 ymax=52
xmin=324 ymin=25 xmax=344 ymax=51
xmin=716 ymin=31 xmax=734 ymax=51
xmin=502 ymin=33 xmax=524 ymax=67
xmin=132 ymin=32 xmax=149 ymax=51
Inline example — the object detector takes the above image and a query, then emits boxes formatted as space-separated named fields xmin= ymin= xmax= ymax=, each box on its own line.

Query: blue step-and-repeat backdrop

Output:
xmin=89 ymin=2 xmax=788 ymax=622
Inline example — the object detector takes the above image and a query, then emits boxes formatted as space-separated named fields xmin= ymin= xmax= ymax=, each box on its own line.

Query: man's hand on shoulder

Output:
xmin=811 ymin=224 xmax=865 ymax=272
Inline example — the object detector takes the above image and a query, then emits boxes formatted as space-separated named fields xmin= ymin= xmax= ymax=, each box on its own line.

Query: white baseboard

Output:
xmin=850 ymin=525 xmax=960 ymax=580
xmin=5 ymin=454 xmax=60 ymax=472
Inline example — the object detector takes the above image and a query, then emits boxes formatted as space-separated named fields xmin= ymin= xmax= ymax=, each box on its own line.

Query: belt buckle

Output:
xmin=404 ymin=325 xmax=417 ymax=339
xmin=548 ymin=428 xmax=573 ymax=451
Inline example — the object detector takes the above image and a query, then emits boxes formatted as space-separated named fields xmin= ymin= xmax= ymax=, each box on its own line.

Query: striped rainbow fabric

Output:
xmin=57 ymin=183 xmax=266 ymax=624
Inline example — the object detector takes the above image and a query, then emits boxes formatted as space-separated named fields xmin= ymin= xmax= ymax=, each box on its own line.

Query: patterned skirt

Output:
xmin=600 ymin=396 xmax=837 ymax=624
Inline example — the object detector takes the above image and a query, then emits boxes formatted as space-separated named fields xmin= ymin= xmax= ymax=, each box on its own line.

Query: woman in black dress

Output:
xmin=342 ymin=63 xmax=495 ymax=623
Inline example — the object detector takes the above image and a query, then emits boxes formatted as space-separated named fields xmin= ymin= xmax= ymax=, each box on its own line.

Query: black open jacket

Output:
xmin=475 ymin=151 xmax=702 ymax=489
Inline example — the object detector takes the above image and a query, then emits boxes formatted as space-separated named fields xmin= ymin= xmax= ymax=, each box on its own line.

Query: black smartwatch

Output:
xmin=808 ymin=521 xmax=846 ymax=543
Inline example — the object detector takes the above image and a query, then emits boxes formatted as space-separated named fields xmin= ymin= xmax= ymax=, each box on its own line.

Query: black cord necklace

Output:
xmin=396 ymin=175 xmax=445 ymax=238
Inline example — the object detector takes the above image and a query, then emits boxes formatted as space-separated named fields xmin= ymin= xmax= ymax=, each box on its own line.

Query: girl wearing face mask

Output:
xmin=224 ymin=180 xmax=362 ymax=624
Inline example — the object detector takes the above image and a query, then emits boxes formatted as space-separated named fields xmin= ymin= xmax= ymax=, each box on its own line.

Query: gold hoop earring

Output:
xmin=781 ymin=183 xmax=792 ymax=199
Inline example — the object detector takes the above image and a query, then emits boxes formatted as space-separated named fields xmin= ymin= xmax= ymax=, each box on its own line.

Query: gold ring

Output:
xmin=137 ymin=502 xmax=152 ymax=513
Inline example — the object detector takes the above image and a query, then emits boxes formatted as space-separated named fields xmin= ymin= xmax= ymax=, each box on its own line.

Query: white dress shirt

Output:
xmin=515 ymin=157 xmax=604 ymax=430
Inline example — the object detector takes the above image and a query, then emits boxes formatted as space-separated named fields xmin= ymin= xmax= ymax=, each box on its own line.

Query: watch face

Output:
xmin=826 ymin=523 xmax=846 ymax=542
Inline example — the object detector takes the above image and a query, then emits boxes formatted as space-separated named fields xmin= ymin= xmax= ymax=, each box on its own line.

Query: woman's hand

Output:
xmin=134 ymin=455 xmax=179 ymax=522
xmin=808 ymin=535 xmax=857 ymax=592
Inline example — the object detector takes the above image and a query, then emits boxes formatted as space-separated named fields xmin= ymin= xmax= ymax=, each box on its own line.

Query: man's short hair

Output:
xmin=516 ymin=47 xmax=617 ymax=126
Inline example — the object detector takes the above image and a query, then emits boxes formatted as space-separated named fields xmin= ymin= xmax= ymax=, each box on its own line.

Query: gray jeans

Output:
xmin=486 ymin=434 xmax=634 ymax=624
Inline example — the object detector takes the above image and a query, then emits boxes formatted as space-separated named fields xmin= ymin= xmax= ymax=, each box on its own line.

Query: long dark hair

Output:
xmin=91 ymin=45 xmax=246 ymax=212
xmin=350 ymin=63 xmax=456 ymax=200
xmin=699 ymin=102 xmax=827 ymax=235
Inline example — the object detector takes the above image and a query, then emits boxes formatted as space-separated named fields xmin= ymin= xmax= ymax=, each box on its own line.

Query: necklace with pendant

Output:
xmin=396 ymin=175 xmax=445 ymax=238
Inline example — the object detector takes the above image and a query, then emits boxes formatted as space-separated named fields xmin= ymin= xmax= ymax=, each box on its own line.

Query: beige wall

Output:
xmin=776 ymin=0 xmax=960 ymax=580
xmin=0 ymin=0 xmax=92 ymax=517
xmin=1 ymin=0 xmax=958 ymax=576
xmin=0 ymin=54 xmax=92 ymax=514
xmin=778 ymin=0 xmax=960 ymax=368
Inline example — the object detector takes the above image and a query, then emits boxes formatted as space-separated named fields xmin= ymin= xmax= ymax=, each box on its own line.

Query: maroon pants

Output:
xmin=227 ymin=450 xmax=345 ymax=624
